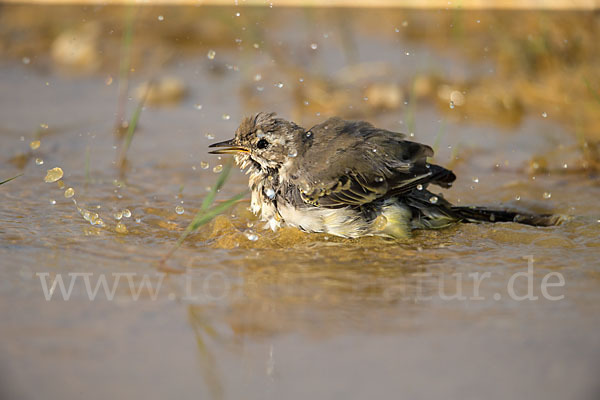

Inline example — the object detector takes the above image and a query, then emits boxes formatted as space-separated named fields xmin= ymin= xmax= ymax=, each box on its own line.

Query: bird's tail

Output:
xmin=450 ymin=206 xmax=565 ymax=227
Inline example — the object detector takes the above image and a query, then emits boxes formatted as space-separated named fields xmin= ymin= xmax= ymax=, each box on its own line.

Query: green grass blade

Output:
xmin=0 ymin=173 xmax=23 ymax=185
xmin=160 ymin=190 xmax=247 ymax=266
xmin=115 ymin=5 xmax=136 ymax=128
xmin=117 ymin=82 xmax=150 ymax=169
xmin=200 ymin=160 xmax=233 ymax=211
xmin=584 ymin=78 xmax=600 ymax=105
xmin=184 ymin=192 xmax=247 ymax=239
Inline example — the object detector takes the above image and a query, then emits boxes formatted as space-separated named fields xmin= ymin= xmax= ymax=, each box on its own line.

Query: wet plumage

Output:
xmin=209 ymin=112 xmax=563 ymax=238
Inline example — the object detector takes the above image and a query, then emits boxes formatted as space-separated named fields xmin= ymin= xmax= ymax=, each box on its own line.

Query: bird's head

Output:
xmin=209 ymin=112 xmax=306 ymax=172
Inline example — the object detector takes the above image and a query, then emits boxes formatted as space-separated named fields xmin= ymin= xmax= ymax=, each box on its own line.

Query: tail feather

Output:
xmin=450 ymin=206 xmax=565 ymax=227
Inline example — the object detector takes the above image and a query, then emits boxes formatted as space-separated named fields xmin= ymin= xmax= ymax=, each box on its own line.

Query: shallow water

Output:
xmin=1 ymin=5 xmax=600 ymax=400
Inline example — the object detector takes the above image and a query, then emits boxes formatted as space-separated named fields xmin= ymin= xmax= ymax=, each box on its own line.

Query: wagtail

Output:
xmin=209 ymin=112 xmax=562 ymax=238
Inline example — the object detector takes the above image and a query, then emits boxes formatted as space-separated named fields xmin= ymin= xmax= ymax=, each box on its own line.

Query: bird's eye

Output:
xmin=256 ymin=138 xmax=269 ymax=149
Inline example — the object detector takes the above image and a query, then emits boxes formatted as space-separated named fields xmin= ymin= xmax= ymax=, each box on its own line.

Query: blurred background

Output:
xmin=1 ymin=2 xmax=599 ymax=400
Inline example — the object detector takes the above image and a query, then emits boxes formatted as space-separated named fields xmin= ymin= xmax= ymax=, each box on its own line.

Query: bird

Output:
xmin=209 ymin=112 xmax=563 ymax=239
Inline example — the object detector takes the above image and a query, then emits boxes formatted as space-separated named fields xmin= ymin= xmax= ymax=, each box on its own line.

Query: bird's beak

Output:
xmin=208 ymin=139 xmax=249 ymax=154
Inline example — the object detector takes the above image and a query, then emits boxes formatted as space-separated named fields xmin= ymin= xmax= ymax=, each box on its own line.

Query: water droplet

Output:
xmin=30 ymin=140 xmax=41 ymax=150
xmin=105 ymin=76 xmax=113 ymax=85
xmin=22 ymin=57 xmax=31 ymax=64
xmin=265 ymin=188 xmax=276 ymax=199
xmin=50 ymin=199 xmax=56 ymax=205
xmin=205 ymin=132 xmax=215 ymax=139
xmin=40 ymin=123 xmax=48 ymax=129
xmin=254 ymin=73 xmax=262 ymax=81
xmin=372 ymin=148 xmax=377 ymax=153
xmin=405 ymin=51 xmax=410 ymax=56
xmin=175 ymin=205 xmax=184 ymax=214
xmin=35 ymin=158 xmax=44 ymax=165
xmin=89 ymin=213 xmax=100 ymax=225
xmin=135 ymin=217 xmax=142 ymax=223
xmin=449 ymin=100 xmax=455 ymax=109
xmin=417 ymin=184 xmax=423 ymax=190
xmin=200 ymin=161 xmax=209 ymax=169
xmin=114 ymin=211 xmax=123 ymax=220
xmin=472 ymin=177 xmax=479 ymax=183
xmin=157 ymin=15 xmax=164 ymax=21
xmin=310 ymin=43 xmax=318 ymax=50
xmin=476 ymin=19 xmax=481 ymax=23
xmin=543 ymin=192 xmax=552 ymax=199
xmin=288 ymin=149 xmax=298 ymax=158
xmin=246 ymin=232 xmax=259 ymax=241
xmin=194 ymin=103 xmax=202 ymax=110
xmin=122 ymin=209 xmax=131 ymax=218
xmin=373 ymin=215 xmax=388 ymax=230
xmin=44 ymin=167 xmax=63 ymax=183
xmin=222 ymin=114 xmax=230 ymax=120
xmin=563 ymin=163 xmax=568 ymax=169
xmin=235 ymin=12 xmax=240 ymax=16
xmin=395 ymin=28 xmax=400 ymax=32
xmin=429 ymin=196 xmax=439 ymax=204
xmin=375 ymin=176 xmax=384 ymax=182
xmin=115 ymin=222 xmax=128 ymax=234
xmin=275 ymin=82 xmax=284 ymax=88
xmin=213 ymin=164 xmax=223 ymax=173
xmin=515 ymin=195 xmax=521 ymax=201
xmin=303 ymin=100 xmax=309 ymax=106
xmin=402 ymin=20 xmax=408 ymax=27
xmin=57 ymin=180 xmax=65 ymax=189
xmin=64 ymin=188 xmax=75 ymax=198
xmin=207 ymin=50 xmax=216 ymax=60
xmin=542 ymin=112 xmax=548 ymax=118
xmin=306 ymin=131 xmax=313 ymax=138
xmin=256 ymin=86 xmax=264 ymax=92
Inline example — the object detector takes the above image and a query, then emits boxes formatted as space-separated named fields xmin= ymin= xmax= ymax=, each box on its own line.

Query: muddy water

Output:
xmin=1 ymin=5 xmax=600 ymax=400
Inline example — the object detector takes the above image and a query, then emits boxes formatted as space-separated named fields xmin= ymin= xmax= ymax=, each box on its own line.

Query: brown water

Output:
xmin=1 ymin=5 xmax=600 ymax=400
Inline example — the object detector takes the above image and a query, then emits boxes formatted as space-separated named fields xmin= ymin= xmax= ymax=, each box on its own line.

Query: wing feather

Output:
xmin=290 ymin=118 xmax=456 ymax=208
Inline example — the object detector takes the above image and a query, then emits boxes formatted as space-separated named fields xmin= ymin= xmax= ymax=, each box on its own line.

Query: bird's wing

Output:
xmin=290 ymin=118 xmax=455 ymax=208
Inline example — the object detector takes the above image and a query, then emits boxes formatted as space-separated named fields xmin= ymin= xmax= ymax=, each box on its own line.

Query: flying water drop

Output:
xmin=265 ymin=188 xmax=276 ymax=199
xmin=246 ymin=232 xmax=259 ymax=241
xmin=44 ymin=167 xmax=63 ymax=183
